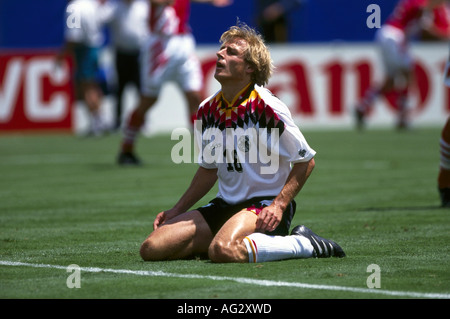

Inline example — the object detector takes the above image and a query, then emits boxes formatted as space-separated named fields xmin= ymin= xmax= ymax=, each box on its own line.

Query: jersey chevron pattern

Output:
xmin=196 ymin=83 xmax=285 ymax=135
xmin=195 ymin=84 xmax=316 ymax=204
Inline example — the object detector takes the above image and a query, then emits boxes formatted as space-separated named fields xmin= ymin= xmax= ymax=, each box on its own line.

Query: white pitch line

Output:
xmin=1 ymin=260 xmax=449 ymax=299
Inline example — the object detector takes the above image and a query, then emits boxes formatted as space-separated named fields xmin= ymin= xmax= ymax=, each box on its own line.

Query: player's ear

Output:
xmin=245 ymin=63 xmax=254 ymax=75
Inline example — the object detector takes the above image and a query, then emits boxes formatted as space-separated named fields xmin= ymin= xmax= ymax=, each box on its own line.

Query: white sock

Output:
xmin=90 ymin=113 xmax=104 ymax=135
xmin=358 ymin=88 xmax=379 ymax=112
xmin=243 ymin=232 xmax=314 ymax=263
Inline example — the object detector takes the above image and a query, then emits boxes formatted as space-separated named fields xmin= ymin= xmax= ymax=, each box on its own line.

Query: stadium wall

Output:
xmin=0 ymin=0 xmax=448 ymax=133
xmin=1 ymin=43 xmax=449 ymax=134
xmin=139 ymin=42 xmax=450 ymax=134
xmin=0 ymin=0 xmax=397 ymax=47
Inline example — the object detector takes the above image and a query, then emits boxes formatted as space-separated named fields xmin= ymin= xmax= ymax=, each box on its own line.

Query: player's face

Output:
xmin=214 ymin=37 xmax=254 ymax=85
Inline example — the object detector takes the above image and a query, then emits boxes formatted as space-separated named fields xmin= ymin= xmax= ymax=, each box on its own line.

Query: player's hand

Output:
xmin=153 ymin=211 xmax=167 ymax=230
xmin=153 ymin=208 xmax=179 ymax=230
xmin=255 ymin=205 xmax=282 ymax=233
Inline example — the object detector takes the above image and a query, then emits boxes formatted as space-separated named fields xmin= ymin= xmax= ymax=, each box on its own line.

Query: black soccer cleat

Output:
xmin=291 ymin=225 xmax=346 ymax=258
xmin=439 ymin=187 xmax=450 ymax=208
xmin=355 ymin=107 xmax=365 ymax=130
xmin=117 ymin=152 xmax=142 ymax=166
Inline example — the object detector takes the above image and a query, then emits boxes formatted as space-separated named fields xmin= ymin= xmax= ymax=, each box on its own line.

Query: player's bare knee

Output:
xmin=140 ymin=238 xmax=164 ymax=261
xmin=139 ymin=240 xmax=152 ymax=261
xmin=208 ymin=240 xmax=228 ymax=263
xmin=208 ymin=240 xmax=243 ymax=263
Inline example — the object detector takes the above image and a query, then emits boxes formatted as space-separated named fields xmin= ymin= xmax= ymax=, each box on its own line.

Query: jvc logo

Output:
xmin=0 ymin=54 xmax=73 ymax=131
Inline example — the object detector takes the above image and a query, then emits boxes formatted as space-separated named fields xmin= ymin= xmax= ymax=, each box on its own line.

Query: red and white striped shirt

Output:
xmin=385 ymin=0 xmax=450 ymax=38
xmin=148 ymin=0 xmax=191 ymax=36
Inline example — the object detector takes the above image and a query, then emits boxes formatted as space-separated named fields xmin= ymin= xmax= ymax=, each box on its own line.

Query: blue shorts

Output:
xmin=196 ymin=197 xmax=296 ymax=236
xmin=73 ymin=44 xmax=100 ymax=82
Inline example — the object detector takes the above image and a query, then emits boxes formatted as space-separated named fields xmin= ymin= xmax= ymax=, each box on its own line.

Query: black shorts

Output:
xmin=196 ymin=197 xmax=296 ymax=236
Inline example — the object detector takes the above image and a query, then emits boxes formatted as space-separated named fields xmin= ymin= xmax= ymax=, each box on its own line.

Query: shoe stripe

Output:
xmin=293 ymin=226 xmax=345 ymax=258
xmin=304 ymin=234 xmax=319 ymax=257
xmin=310 ymin=237 xmax=322 ymax=256
xmin=329 ymin=243 xmax=334 ymax=256
xmin=320 ymin=240 xmax=329 ymax=257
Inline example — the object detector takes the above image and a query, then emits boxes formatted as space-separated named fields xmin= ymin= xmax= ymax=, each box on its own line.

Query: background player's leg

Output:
xmin=438 ymin=117 xmax=450 ymax=207
xmin=81 ymin=81 xmax=105 ymax=136
xmin=118 ymin=95 xmax=157 ymax=165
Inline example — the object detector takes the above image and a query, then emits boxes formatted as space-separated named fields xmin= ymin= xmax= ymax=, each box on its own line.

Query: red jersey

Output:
xmin=385 ymin=0 xmax=450 ymax=38
xmin=430 ymin=4 xmax=450 ymax=38
xmin=385 ymin=0 xmax=427 ymax=33
xmin=148 ymin=0 xmax=191 ymax=36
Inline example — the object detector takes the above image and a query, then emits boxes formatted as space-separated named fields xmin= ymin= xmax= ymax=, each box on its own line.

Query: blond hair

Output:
xmin=219 ymin=23 xmax=274 ymax=86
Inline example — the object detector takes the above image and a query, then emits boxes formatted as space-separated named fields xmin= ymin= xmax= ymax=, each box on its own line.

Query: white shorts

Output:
xmin=376 ymin=25 xmax=412 ymax=76
xmin=140 ymin=33 xmax=203 ymax=97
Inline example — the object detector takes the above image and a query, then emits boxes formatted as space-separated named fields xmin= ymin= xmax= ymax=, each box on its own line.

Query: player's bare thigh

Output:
xmin=208 ymin=209 xmax=258 ymax=263
xmin=140 ymin=210 xmax=214 ymax=261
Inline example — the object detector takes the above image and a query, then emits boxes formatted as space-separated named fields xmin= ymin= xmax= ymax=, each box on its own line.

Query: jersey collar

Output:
xmin=220 ymin=82 xmax=254 ymax=110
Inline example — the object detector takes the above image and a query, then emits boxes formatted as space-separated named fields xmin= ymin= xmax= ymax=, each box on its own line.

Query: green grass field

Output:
xmin=1 ymin=127 xmax=449 ymax=300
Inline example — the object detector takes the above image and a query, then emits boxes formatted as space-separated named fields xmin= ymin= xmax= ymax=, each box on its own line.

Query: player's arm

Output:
xmin=153 ymin=166 xmax=218 ymax=229
xmin=171 ymin=166 xmax=218 ymax=214
xmin=256 ymin=158 xmax=315 ymax=232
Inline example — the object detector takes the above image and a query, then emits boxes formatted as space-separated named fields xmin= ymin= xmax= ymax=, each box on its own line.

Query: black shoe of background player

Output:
xmin=117 ymin=152 xmax=141 ymax=166
xmin=439 ymin=187 xmax=450 ymax=208
xmin=355 ymin=107 xmax=365 ymax=130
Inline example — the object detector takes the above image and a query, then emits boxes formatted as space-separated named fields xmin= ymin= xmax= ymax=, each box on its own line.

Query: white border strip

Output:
xmin=1 ymin=260 xmax=449 ymax=299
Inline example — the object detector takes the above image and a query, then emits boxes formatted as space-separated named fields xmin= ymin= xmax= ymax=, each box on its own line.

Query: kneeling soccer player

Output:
xmin=140 ymin=23 xmax=345 ymax=263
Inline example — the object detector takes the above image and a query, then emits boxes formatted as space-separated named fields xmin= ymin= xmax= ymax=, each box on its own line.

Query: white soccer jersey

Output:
xmin=65 ymin=0 xmax=105 ymax=47
xmin=195 ymin=84 xmax=316 ymax=204
xmin=102 ymin=0 xmax=149 ymax=52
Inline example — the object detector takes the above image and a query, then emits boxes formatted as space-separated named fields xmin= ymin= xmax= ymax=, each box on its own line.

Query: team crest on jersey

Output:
xmin=238 ymin=135 xmax=250 ymax=153
xmin=298 ymin=149 xmax=307 ymax=157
